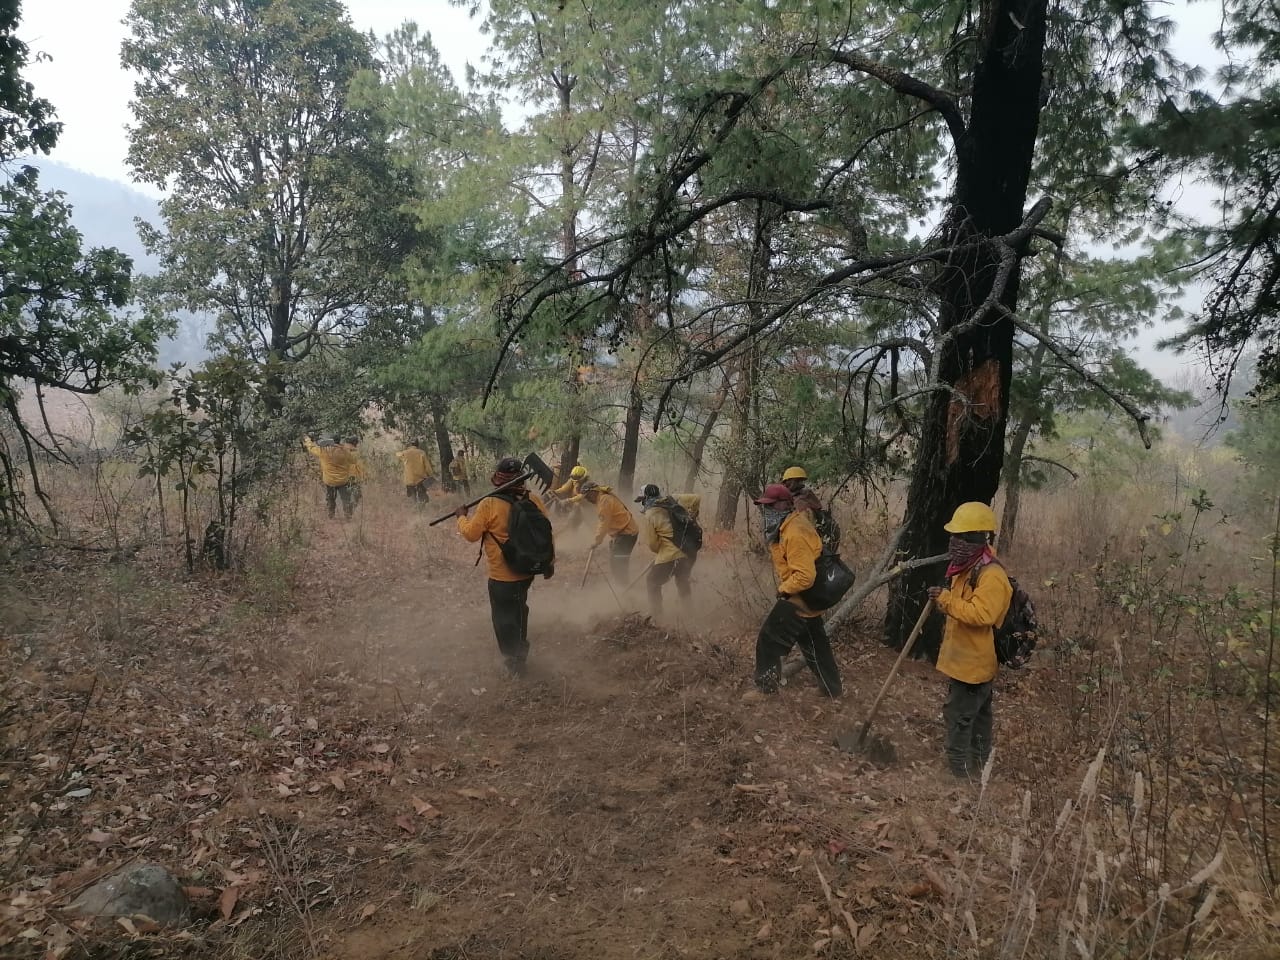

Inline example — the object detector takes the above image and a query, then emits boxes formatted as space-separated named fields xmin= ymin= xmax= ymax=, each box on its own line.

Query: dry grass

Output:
xmin=1 ymin=458 xmax=1277 ymax=959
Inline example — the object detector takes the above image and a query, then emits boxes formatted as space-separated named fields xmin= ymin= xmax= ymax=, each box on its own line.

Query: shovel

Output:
xmin=834 ymin=599 xmax=935 ymax=763
xmin=624 ymin=560 xmax=655 ymax=592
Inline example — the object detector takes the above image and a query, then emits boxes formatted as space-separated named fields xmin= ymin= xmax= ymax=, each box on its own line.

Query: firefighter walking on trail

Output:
xmin=579 ymin=480 xmax=639 ymax=580
xmin=303 ymin=435 xmax=356 ymax=520
xmin=343 ymin=436 xmax=366 ymax=508
xmin=635 ymin=483 xmax=702 ymax=618
xmin=397 ymin=440 xmax=435 ymax=504
xmin=751 ymin=483 xmax=842 ymax=698
xmin=449 ymin=451 xmax=471 ymax=496
xmin=454 ymin=457 xmax=556 ymax=677
xmin=927 ymin=502 xmax=1013 ymax=779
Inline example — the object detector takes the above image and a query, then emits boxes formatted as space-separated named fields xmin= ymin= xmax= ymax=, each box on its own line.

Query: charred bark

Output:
xmin=884 ymin=0 xmax=1049 ymax=657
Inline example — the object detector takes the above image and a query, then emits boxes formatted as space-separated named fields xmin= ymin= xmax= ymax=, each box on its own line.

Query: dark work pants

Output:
xmin=944 ymin=678 xmax=994 ymax=777
xmin=324 ymin=483 xmax=353 ymax=519
xmin=406 ymin=480 xmax=431 ymax=504
xmin=647 ymin=550 xmax=696 ymax=616
xmin=487 ymin=578 xmax=532 ymax=673
xmin=610 ymin=533 xmax=638 ymax=580
xmin=754 ymin=599 xmax=842 ymax=697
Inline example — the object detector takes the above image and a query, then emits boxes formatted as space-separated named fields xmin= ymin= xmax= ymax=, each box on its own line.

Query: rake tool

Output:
xmin=834 ymin=599 xmax=935 ymax=764
xmin=427 ymin=453 xmax=555 ymax=527
xmin=580 ymin=546 xmax=596 ymax=588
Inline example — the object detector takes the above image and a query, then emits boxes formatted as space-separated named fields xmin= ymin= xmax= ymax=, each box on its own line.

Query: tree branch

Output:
xmin=823 ymin=48 xmax=966 ymax=144
xmin=1003 ymin=307 xmax=1153 ymax=448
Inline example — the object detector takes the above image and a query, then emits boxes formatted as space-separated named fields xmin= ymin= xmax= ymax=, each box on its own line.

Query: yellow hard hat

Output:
xmin=570 ymin=465 xmax=588 ymax=480
xmin=943 ymin=502 xmax=998 ymax=534
xmin=781 ymin=465 xmax=808 ymax=482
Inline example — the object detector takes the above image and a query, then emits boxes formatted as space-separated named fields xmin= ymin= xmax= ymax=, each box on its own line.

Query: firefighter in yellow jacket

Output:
xmin=579 ymin=480 xmax=639 ymax=580
xmin=454 ymin=457 xmax=555 ymax=676
xmin=751 ymin=483 xmax=841 ymax=697
xmin=635 ymin=483 xmax=701 ymax=618
xmin=927 ymin=502 xmax=1013 ymax=778
xmin=448 ymin=451 xmax=471 ymax=496
xmin=396 ymin=440 xmax=435 ymax=504
xmin=303 ymin=435 xmax=356 ymax=520
xmin=342 ymin=436 xmax=367 ymax=508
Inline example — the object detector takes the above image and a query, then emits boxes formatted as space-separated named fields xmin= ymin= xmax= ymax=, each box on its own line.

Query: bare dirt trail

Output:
xmin=281 ymin=491 xmax=1020 ymax=960
xmin=0 ymin=483 xmax=1065 ymax=960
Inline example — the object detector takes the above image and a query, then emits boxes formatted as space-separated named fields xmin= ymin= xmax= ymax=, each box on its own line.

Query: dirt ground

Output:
xmin=2 ymin=483 xmax=1274 ymax=959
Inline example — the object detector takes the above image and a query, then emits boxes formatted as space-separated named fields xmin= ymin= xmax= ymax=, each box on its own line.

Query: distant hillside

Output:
xmin=26 ymin=160 xmax=210 ymax=367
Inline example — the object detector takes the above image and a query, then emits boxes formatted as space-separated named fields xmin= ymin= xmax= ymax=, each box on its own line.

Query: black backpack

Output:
xmin=664 ymin=499 xmax=704 ymax=554
xmin=800 ymin=544 xmax=856 ymax=611
xmin=812 ymin=508 xmax=842 ymax=553
xmin=971 ymin=564 xmax=1038 ymax=668
xmin=490 ymin=493 xmax=555 ymax=576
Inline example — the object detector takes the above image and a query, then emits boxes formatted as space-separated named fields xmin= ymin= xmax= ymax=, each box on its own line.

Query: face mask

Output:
xmin=760 ymin=505 xmax=791 ymax=543
xmin=946 ymin=535 xmax=989 ymax=576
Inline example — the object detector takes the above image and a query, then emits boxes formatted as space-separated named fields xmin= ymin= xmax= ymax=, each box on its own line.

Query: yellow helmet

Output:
xmin=781 ymin=465 xmax=808 ymax=482
xmin=570 ymin=465 xmax=588 ymax=480
xmin=943 ymin=502 xmax=998 ymax=534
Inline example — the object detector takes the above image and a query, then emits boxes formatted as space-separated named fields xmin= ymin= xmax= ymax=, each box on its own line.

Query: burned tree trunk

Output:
xmin=884 ymin=0 xmax=1049 ymax=656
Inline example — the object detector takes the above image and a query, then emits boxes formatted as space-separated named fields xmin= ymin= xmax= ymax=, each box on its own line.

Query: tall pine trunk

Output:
xmin=999 ymin=340 xmax=1048 ymax=549
xmin=714 ymin=204 xmax=774 ymax=530
xmin=999 ymin=414 xmax=1035 ymax=551
xmin=884 ymin=0 xmax=1049 ymax=655
xmin=618 ymin=383 xmax=643 ymax=494
xmin=684 ymin=374 xmax=730 ymax=492
xmin=431 ymin=395 xmax=455 ymax=480
xmin=556 ymin=64 xmax=583 ymax=481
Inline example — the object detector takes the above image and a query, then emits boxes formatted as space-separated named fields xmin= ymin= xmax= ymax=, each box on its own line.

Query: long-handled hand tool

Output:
xmin=624 ymin=560 xmax=655 ymax=593
xmin=834 ymin=598 xmax=935 ymax=763
xmin=427 ymin=453 xmax=556 ymax=527
xmin=580 ymin=546 xmax=596 ymax=588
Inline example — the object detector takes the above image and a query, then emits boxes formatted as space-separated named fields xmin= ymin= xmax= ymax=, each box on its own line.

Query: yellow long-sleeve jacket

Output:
xmin=343 ymin=445 xmax=367 ymax=482
xmin=457 ymin=492 xmax=552 ymax=582
xmin=396 ymin=446 xmax=434 ymax=486
xmin=449 ymin=456 xmax=467 ymax=480
xmin=935 ymin=561 xmax=1013 ymax=684
xmin=644 ymin=494 xmax=701 ymax=565
xmin=770 ymin=511 xmax=823 ymax=618
xmin=553 ymin=476 xmax=585 ymax=503
xmin=592 ymin=490 xmax=639 ymax=545
xmin=303 ymin=438 xmax=355 ymax=487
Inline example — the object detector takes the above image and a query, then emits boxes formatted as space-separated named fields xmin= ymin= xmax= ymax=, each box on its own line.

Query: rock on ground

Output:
xmin=68 ymin=863 xmax=190 ymax=925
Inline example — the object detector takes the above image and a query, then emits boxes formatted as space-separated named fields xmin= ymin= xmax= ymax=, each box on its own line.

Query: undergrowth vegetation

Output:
xmin=1 ymin=427 xmax=1276 ymax=959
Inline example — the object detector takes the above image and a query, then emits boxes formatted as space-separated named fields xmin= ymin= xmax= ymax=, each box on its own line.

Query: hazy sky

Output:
xmin=22 ymin=0 xmax=493 ymax=187
xmin=20 ymin=0 xmax=1230 ymax=382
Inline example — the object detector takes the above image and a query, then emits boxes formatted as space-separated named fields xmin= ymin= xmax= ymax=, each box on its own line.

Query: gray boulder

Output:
xmin=68 ymin=863 xmax=189 ymax=925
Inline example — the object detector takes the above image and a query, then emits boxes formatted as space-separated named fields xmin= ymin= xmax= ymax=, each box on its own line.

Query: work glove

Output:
xmin=454 ymin=504 xmax=469 ymax=518
xmin=543 ymin=563 xmax=555 ymax=580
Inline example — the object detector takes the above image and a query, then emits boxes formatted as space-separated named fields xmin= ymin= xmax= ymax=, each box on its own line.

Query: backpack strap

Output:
xmin=967 ymin=556 xmax=1006 ymax=590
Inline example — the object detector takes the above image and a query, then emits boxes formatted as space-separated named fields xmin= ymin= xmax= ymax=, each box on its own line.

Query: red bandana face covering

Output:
xmin=946 ymin=536 xmax=993 ymax=578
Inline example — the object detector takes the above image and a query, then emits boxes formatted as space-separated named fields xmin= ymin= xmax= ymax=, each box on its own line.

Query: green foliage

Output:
xmin=126 ymin=355 xmax=262 ymax=571
xmin=1139 ymin=1 xmax=1280 ymax=392
xmin=123 ymin=0 xmax=413 ymax=385
xmin=1225 ymin=396 xmax=1280 ymax=510
xmin=0 ymin=1 xmax=163 ymax=530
